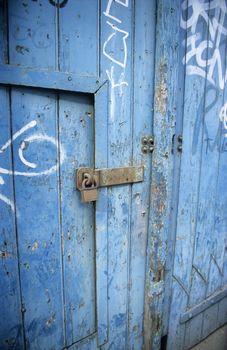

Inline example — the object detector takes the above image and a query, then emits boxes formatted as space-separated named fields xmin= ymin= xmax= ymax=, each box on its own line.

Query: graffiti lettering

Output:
xmin=103 ymin=21 xmax=128 ymax=68
xmin=219 ymin=103 xmax=227 ymax=138
xmin=181 ymin=0 xmax=227 ymax=90
xmin=103 ymin=0 xmax=129 ymax=23
xmin=103 ymin=1 xmax=129 ymax=89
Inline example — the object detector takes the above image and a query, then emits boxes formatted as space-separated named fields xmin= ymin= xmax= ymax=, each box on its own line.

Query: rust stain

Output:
xmin=155 ymin=59 xmax=167 ymax=115
xmin=0 ymin=250 xmax=10 ymax=258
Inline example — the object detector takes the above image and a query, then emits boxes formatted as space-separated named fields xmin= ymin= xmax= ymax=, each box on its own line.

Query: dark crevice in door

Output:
xmin=160 ymin=334 xmax=167 ymax=350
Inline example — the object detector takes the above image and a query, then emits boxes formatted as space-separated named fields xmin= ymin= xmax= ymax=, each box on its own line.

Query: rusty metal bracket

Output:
xmin=76 ymin=166 xmax=144 ymax=202
xmin=77 ymin=166 xmax=144 ymax=190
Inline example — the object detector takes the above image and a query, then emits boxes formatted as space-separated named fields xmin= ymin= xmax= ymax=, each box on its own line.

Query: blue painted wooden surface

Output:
xmin=59 ymin=92 xmax=96 ymax=345
xmin=100 ymin=1 xmax=133 ymax=348
xmin=167 ymin=2 xmax=227 ymax=349
xmin=0 ymin=0 xmax=155 ymax=349
xmin=1 ymin=1 xmax=227 ymax=349
xmin=95 ymin=82 xmax=109 ymax=346
xmin=130 ymin=1 xmax=156 ymax=349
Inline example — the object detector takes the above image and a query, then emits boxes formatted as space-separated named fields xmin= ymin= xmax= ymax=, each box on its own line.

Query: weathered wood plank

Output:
xmin=7 ymin=0 xmax=57 ymax=69
xmin=181 ymin=285 xmax=227 ymax=323
xmin=218 ymin=297 xmax=227 ymax=327
xmin=100 ymin=0 xmax=133 ymax=348
xmin=59 ymin=92 xmax=96 ymax=345
xmin=11 ymin=87 xmax=65 ymax=349
xmin=129 ymin=0 xmax=155 ymax=349
xmin=59 ymin=0 xmax=99 ymax=76
xmin=167 ymin=2 xmax=210 ymax=348
xmin=0 ymin=87 xmax=25 ymax=350
xmin=184 ymin=314 xmax=203 ymax=350
xmin=144 ymin=0 xmax=181 ymax=348
xmin=95 ymin=82 xmax=109 ymax=346
xmin=202 ymin=304 xmax=219 ymax=340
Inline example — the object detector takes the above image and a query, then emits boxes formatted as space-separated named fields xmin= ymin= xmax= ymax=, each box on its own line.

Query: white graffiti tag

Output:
xmin=103 ymin=0 xmax=129 ymax=89
xmin=219 ymin=103 xmax=227 ymax=137
xmin=0 ymin=120 xmax=65 ymax=213
xmin=181 ymin=0 xmax=227 ymax=90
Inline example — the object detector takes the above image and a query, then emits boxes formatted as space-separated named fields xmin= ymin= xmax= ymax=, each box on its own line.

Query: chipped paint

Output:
xmin=155 ymin=59 xmax=168 ymax=115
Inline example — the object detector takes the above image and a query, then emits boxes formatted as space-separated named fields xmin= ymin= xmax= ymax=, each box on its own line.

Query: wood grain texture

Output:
xmin=129 ymin=0 xmax=156 ymax=349
xmin=143 ymin=1 xmax=181 ymax=348
xmin=100 ymin=0 xmax=133 ymax=347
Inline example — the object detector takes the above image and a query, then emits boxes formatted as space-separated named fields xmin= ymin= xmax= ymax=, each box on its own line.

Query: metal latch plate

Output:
xmin=76 ymin=166 xmax=144 ymax=202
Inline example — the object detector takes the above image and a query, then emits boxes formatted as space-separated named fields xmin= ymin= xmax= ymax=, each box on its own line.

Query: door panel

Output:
xmin=11 ymin=87 xmax=65 ymax=349
xmin=0 ymin=87 xmax=25 ymax=350
xmin=7 ymin=0 xmax=98 ymax=75
xmin=0 ymin=1 xmax=156 ymax=349
xmin=59 ymin=92 xmax=96 ymax=344
xmin=0 ymin=86 xmax=95 ymax=349
xmin=167 ymin=2 xmax=227 ymax=349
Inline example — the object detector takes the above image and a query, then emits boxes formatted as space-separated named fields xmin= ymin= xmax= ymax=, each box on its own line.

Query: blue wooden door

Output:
xmin=0 ymin=1 xmax=156 ymax=349
xmin=165 ymin=1 xmax=227 ymax=349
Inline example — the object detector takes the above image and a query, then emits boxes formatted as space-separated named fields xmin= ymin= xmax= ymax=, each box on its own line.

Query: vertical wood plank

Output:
xmin=0 ymin=87 xmax=25 ymax=350
xmin=7 ymin=0 xmax=57 ymax=69
xmin=100 ymin=0 xmax=133 ymax=348
xmin=11 ymin=87 xmax=64 ymax=349
xmin=95 ymin=82 xmax=109 ymax=346
xmin=59 ymin=0 xmax=98 ymax=76
xmin=129 ymin=0 xmax=156 ymax=349
xmin=59 ymin=92 xmax=96 ymax=345
xmin=218 ymin=297 xmax=227 ymax=327
xmin=0 ymin=0 xmax=7 ymax=63
xmin=202 ymin=304 xmax=219 ymax=340
xmin=167 ymin=2 xmax=210 ymax=348
xmin=144 ymin=0 xmax=182 ymax=348
xmin=0 ymin=4 xmax=24 ymax=349
xmin=184 ymin=314 xmax=203 ymax=349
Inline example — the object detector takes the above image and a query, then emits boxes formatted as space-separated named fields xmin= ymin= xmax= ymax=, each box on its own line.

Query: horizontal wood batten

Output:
xmin=180 ymin=285 xmax=227 ymax=324
xmin=0 ymin=64 xmax=105 ymax=93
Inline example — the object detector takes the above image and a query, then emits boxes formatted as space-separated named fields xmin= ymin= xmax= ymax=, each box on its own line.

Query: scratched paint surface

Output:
xmin=0 ymin=0 xmax=156 ymax=349
xmin=167 ymin=2 xmax=227 ymax=349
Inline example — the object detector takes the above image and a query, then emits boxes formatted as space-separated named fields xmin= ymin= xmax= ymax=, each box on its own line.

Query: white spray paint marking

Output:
xmin=0 ymin=121 xmax=65 ymax=212
xmin=103 ymin=0 xmax=129 ymax=23
xmin=18 ymin=141 xmax=37 ymax=169
xmin=103 ymin=21 xmax=129 ymax=68
xmin=181 ymin=0 xmax=227 ymax=90
xmin=0 ymin=193 xmax=15 ymax=212
xmin=103 ymin=0 xmax=129 ymax=126
xmin=106 ymin=66 xmax=128 ymax=89
xmin=103 ymin=0 xmax=122 ymax=23
xmin=0 ymin=120 xmax=37 ymax=153
xmin=219 ymin=103 xmax=227 ymax=137
xmin=115 ymin=0 xmax=128 ymax=6
xmin=0 ymin=133 xmax=65 ymax=177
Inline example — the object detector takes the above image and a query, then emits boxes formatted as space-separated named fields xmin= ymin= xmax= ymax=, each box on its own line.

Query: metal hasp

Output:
xmin=76 ymin=166 xmax=144 ymax=202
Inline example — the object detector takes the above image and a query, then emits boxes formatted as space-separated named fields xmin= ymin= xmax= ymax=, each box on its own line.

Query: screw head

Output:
xmin=142 ymin=145 xmax=148 ymax=153
xmin=177 ymin=145 xmax=182 ymax=152
xmin=142 ymin=137 xmax=148 ymax=145
xmin=148 ymin=137 xmax=154 ymax=146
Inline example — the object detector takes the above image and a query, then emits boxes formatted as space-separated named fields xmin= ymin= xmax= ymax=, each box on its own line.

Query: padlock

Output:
xmin=80 ymin=185 xmax=98 ymax=202
xmin=80 ymin=173 xmax=98 ymax=202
